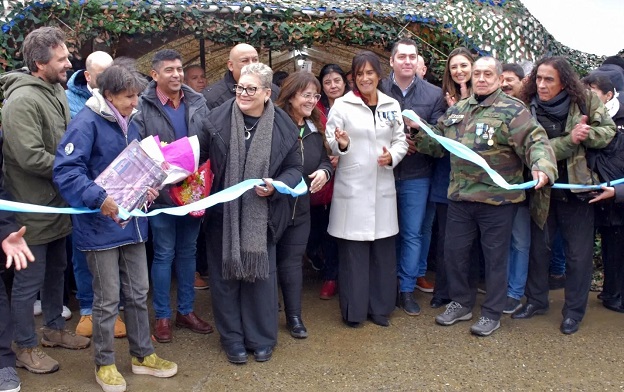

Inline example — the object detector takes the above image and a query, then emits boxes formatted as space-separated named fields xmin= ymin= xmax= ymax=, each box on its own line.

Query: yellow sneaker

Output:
xmin=114 ymin=316 xmax=127 ymax=338
xmin=131 ymin=353 xmax=177 ymax=378
xmin=95 ymin=364 xmax=126 ymax=392
xmin=76 ymin=315 xmax=93 ymax=337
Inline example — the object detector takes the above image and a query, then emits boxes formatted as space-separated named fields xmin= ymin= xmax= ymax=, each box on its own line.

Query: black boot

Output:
xmin=287 ymin=316 xmax=308 ymax=339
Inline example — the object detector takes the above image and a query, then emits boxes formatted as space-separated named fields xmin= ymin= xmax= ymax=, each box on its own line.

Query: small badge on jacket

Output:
xmin=64 ymin=143 xmax=74 ymax=155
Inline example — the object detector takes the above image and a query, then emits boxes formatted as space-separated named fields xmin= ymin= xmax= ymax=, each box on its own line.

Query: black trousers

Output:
xmin=433 ymin=203 xmax=483 ymax=302
xmin=307 ymin=205 xmax=339 ymax=281
xmin=598 ymin=225 xmax=624 ymax=301
xmin=337 ymin=236 xmax=396 ymax=323
xmin=526 ymin=199 xmax=594 ymax=321
xmin=0 ymin=272 xmax=15 ymax=368
xmin=277 ymin=218 xmax=310 ymax=318
xmin=445 ymin=201 xmax=516 ymax=320
xmin=207 ymin=233 xmax=278 ymax=351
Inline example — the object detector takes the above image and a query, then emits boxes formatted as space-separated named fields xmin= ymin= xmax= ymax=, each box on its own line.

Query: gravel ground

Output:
xmin=18 ymin=276 xmax=624 ymax=392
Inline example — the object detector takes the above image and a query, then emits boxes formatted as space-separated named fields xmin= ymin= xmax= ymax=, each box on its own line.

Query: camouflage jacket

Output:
xmin=542 ymin=90 xmax=615 ymax=186
xmin=414 ymin=89 xmax=558 ymax=213
xmin=529 ymin=90 xmax=616 ymax=227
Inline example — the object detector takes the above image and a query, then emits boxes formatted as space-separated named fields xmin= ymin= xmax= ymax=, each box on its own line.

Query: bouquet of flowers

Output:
xmin=139 ymin=135 xmax=213 ymax=217
xmin=169 ymin=160 xmax=213 ymax=217
xmin=140 ymin=135 xmax=200 ymax=184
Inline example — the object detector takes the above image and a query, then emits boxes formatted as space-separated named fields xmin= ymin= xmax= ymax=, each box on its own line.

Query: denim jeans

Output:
xmin=72 ymin=235 xmax=93 ymax=316
xmin=550 ymin=229 xmax=566 ymax=275
xmin=396 ymin=178 xmax=431 ymax=292
xmin=0 ymin=273 xmax=14 ymax=368
xmin=85 ymin=243 xmax=154 ymax=366
xmin=12 ymin=237 xmax=67 ymax=348
xmin=418 ymin=201 xmax=436 ymax=277
xmin=149 ymin=213 xmax=201 ymax=319
xmin=507 ymin=205 xmax=531 ymax=300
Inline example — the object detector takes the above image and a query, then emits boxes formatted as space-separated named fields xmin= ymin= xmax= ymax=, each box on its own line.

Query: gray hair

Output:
xmin=476 ymin=56 xmax=503 ymax=75
xmin=240 ymin=63 xmax=273 ymax=88
xmin=97 ymin=64 xmax=147 ymax=97
xmin=22 ymin=26 xmax=66 ymax=72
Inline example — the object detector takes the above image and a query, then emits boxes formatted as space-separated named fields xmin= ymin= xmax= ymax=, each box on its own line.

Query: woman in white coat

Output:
xmin=326 ymin=51 xmax=408 ymax=327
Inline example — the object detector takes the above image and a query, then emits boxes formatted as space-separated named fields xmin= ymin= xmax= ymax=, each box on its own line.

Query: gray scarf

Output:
xmin=530 ymin=90 xmax=571 ymax=120
xmin=222 ymin=100 xmax=274 ymax=282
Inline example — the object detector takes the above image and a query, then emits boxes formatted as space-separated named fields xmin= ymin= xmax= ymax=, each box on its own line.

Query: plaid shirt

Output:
xmin=156 ymin=86 xmax=185 ymax=109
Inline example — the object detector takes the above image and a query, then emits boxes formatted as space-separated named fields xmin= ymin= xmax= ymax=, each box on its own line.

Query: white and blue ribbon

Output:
xmin=402 ymin=109 xmax=624 ymax=191
xmin=0 ymin=178 xmax=308 ymax=219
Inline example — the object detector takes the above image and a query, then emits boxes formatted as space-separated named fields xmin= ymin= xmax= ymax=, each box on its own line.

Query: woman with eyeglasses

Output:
xmin=199 ymin=63 xmax=302 ymax=364
xmin=326 ymin=51 xmax=408 ymax=328
xmin=274 ymin=72 xmax=333 ymax=339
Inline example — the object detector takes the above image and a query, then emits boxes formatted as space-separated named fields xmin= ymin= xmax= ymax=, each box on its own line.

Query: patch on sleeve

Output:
xmin=64 ymin=143 xmax=74 ymax=155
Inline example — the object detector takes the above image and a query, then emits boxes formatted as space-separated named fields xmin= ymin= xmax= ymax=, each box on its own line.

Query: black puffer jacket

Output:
xmin=595 ymin=102 xmax=624 ymax=226
xmin=381 ymin=74 xmax=447 ymax=180
xmin=201 ymin=70 xmax=280 ymax=110
xmin=199 ymin=98 xmax=303 ymax=244
xmin=133 ymin=82 xmax=209 ymax=208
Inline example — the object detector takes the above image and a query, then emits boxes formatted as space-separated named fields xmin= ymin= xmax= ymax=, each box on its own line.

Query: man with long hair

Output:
xmin=513 ymin=56 xmax=616 ymax=335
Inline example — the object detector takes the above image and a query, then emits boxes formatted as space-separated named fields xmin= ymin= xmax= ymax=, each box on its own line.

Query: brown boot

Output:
xmin=41 ymin=327 xmax=91 ymax=350
xmin=15 ymin=346 xmax=59 ymax=374
xmin=75 ymin=315 xmax=93 ymax=337
xmin=153 ymin=318 xmax=172 ymax=343
xmin=114 ymin=316 xmax=127 ymax=338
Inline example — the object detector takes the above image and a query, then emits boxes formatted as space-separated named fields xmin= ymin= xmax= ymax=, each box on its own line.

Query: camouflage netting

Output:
xmin=1 ymin=0 xmax=621 ymax=77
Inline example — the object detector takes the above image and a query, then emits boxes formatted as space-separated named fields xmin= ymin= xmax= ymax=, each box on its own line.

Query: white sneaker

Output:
xmin=33 ymin=300 xmax=42 ymax=316
xmin=62 ymin=306 xmax=72 ymax=321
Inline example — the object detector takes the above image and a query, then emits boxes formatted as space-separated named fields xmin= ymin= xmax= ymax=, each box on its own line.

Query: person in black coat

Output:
xmin=199 ymin=63 xmax=302 ymax=364
xmin=201 ymin=43 xmax=279 ymax=110
xmin=274 ymin=72 xmax=333 ymax=339
xmin=583 ymin=73 xmax=624 ymax=312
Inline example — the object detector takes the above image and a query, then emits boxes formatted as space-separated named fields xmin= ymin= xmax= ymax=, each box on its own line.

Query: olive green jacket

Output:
xmin=0 ymin=68 xmax=72 ymax=244
xmin=529 ymin=90 xmax=616 ymax=228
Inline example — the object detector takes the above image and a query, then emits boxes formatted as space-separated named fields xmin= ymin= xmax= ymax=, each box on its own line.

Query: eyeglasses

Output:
xmin=300 ymin=93 xmax=322 ymax=101
xmin=234 ymin=85 xmax=262 ymax=96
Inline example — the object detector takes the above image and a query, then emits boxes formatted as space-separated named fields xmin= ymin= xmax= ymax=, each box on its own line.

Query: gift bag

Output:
xmin=169 ymin=160 xmax=213 ymax=217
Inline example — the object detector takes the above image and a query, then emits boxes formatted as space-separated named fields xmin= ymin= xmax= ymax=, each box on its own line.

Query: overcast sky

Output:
xmin=520 ymin=0 xmax=624 ymax=56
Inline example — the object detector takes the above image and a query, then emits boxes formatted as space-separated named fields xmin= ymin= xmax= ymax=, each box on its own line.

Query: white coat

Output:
xmin=325 ymin=90 xmax=408 ymax=241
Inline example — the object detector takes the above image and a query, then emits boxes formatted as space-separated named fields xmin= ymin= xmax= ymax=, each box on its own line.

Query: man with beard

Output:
xmin=0 ymin=26 xmax=90 ymax=375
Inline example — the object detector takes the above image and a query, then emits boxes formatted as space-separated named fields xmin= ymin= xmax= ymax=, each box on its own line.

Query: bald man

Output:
xmin=416 ymin=55 xmax=427 ymax=79
xmin=201 ymin=43 xmax=280 ymax=109
xmin=65 ymin=51 xmax=113 ymax=118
